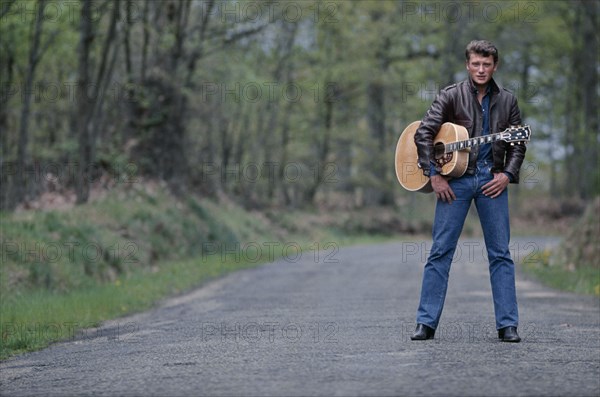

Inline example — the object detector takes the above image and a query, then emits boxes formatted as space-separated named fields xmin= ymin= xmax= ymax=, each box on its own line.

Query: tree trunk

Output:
xmin=364 ymin=81 xmax=387 ymax=205
xmin=140 ymin=0 xmax=150 ymax=82
xmin=305 ymin=82 xmax=334 ymax=204
xmin=15 ymin=0 xmax=45 ymax=207
xmin=579 ymin=0 xmax=599 ymax=199
xmin=75 ymin=0 xmax=94 ymax=204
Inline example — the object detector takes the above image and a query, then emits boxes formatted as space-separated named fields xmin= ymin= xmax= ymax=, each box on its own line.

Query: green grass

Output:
xmin=0 ymin=253 xmax=266 ymax=359
xmin=521 ymin=198 xmax=600 ymax=296
xmin=522 ymin=249 xmax=600 ymax=296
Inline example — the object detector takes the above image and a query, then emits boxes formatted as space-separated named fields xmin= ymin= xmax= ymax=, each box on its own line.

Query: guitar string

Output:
xmin=443 ymin=128 xmax=529 ymax=153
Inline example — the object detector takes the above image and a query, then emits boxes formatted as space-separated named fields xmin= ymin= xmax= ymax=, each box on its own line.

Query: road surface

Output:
xmin=1 ymin=237 xmax=599 ymax=396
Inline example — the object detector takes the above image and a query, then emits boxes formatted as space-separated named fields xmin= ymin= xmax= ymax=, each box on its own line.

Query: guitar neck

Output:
xmin=444 ymin=132 xmax=505 ymax=153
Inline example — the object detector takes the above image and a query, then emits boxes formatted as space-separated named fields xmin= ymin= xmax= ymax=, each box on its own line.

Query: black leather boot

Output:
xmin=498 ymin=326 xmax=521 ymax=342
xmin=411 ymin=323 xmax=436 ymax=340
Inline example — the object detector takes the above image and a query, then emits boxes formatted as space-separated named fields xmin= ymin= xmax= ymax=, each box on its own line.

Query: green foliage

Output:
xmin=524 ymin=252 xmax=600 ymax=297
xmin=1 ymin=185 xmax=228 ymax=297
xmin=2 ymin=174 xmax=337 ymax=299
xmin=522 ymin=197 xmax=600 ymax=296
xmin=2 ymin=0 xmax=598 ymax=209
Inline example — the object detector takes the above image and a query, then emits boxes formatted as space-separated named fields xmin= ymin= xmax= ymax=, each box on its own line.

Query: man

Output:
xmin=411 ymin=40 xmax=526 ymax=342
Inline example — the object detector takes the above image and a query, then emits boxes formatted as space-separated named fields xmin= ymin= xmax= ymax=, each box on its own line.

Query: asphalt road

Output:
xmin=1 ymin=237 xmax=599 ymax=397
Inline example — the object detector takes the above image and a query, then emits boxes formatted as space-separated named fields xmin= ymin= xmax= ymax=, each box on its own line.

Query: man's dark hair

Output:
xmin=465 ymin=40 xmax=499 ymax=64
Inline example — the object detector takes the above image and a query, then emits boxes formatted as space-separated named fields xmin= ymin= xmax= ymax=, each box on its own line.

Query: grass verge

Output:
xmin=520 ymin=197 xmax=600 ymax=296
xmin=0 ymin=249 xmax=276 ymax=359
xmin=522 ymin=248 xmax=600 ymax=296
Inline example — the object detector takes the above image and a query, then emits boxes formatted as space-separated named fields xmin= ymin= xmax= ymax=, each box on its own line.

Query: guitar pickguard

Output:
xmin=435 ymin=152 xmax=453 ymax=168
xmin=434 ymin=143 xmax=452 ymax=168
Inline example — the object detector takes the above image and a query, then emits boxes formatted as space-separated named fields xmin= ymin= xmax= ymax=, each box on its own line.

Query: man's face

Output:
xmin=466 ymin=53 xmax=498 ymax=87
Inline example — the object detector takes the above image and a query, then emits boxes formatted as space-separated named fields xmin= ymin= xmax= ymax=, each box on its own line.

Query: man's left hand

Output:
xmin=482 ymin=173 xmax=509 ymax=198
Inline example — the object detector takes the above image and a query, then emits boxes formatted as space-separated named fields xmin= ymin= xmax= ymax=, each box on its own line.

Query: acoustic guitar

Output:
xmin=395 ymin=121 xmax=531 ymax=193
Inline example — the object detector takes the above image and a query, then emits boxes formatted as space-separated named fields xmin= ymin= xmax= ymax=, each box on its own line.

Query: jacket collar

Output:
xmin=467 ymin=77 xmax=500 ymax=95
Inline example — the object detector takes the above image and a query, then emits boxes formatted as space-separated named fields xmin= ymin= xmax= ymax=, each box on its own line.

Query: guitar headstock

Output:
xmin=500 ymin=125 xmax=531 ymax=145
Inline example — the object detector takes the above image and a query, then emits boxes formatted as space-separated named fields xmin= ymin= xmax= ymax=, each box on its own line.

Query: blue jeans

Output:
xmin=416 ymin=161 xmax=519 ymax=330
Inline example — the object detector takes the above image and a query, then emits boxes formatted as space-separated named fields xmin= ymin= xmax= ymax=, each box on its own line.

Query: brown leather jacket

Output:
xmin=414 ymin=78 xmax=526 ymax=182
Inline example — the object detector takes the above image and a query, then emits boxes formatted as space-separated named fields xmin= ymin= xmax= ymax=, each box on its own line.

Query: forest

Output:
xmin=1 ymin=0 xmax=598 ymax=211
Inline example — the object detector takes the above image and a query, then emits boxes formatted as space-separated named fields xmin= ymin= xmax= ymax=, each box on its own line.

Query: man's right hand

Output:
xmin=431 ymin=174 xmax=456 ymax=203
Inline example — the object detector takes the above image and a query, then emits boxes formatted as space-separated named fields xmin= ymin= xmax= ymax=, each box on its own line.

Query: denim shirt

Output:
xmin=477 ymin=87 xmax=492 ymax=164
